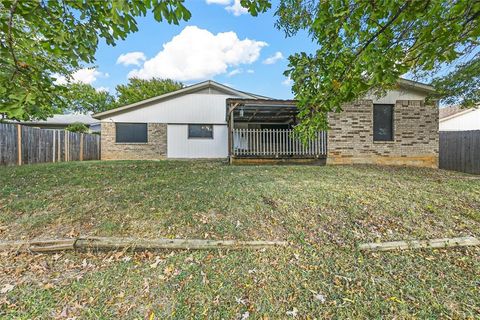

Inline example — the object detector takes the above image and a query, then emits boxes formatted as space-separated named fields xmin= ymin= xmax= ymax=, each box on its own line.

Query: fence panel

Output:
xmin=439 ymin=130 xmax=480 ymax=174
xmin=0 ymin=123 xmax=101 ymax=166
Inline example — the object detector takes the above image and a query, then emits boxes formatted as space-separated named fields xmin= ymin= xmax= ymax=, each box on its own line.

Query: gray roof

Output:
xmin=18 ymin=114 xmax=99 ymax=125
xmin=439 ymin=105 xmax=478 ymax=121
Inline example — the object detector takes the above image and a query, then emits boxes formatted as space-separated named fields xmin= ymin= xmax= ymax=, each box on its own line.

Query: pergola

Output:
xmin=226 ymin=98 xmax=299 ymax=124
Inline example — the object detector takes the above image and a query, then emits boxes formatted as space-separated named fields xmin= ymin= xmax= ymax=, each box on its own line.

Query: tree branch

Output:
xmin=7 ymin=0 xmax=21 ymax=79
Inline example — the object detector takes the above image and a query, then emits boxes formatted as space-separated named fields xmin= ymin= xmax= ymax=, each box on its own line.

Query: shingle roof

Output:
xmin=15 ymin=114 xmax=98 ymax=125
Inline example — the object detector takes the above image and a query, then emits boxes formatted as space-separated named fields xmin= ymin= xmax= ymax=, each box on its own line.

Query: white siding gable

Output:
xmin=103 ymin=92 xmax=234 ymax=124
xmin=440 ymin=108 xmax=480 ymax=131
xmin=365 ymin=88 xmax=428 ymax=104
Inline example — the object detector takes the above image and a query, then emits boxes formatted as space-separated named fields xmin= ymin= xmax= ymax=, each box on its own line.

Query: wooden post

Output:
xmin=64 ymin=131 xmax=68 ymax=162
xmin=52 ymin=130 xmax=56 ymax=163
xmin=97 ymin=134 xmax=100 ymax=160
xmin=16 ymin=124 xmax=22 ymax=165
xmin=57 ymin=131 xmax=61 ymax=162
xmin=227 ymin=103 xmax=235 ymax=164
xmin=79 ymin=133 xmax=84 ymax=161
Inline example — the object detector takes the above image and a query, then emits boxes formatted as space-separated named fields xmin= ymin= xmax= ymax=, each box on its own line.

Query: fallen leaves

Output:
xmin=0 ymin=283 xmax=15 ymax=294
xmin=286 ymin=307 xmax=298 ymax=317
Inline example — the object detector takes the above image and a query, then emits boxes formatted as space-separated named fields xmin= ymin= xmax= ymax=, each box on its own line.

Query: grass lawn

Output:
xmin=0 ymin=160 xmax=479 ymax=318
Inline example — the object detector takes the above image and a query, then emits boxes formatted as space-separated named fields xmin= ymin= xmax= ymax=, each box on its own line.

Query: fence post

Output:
xmin=80 ymin=133 xmax=84 ymax=161
xmin=17 ymin=124 xmax=22 ymax=165
xmin=52 ymin=130 xmax=56 ymax=163
xmin=64 ymin=131 xmax=68 ymax=162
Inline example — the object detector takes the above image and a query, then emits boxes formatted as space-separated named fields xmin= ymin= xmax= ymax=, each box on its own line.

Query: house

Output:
xmin=439 ymin=105 xmax=479 ymax=131
xmin=93 ymin=79 xmax=439 ymax=167
xmin=12 ymin=114 xmax=101 ymax=132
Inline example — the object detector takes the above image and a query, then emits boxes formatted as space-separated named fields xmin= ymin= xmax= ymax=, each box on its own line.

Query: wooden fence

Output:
xmin=232 ymin=129 xmax=327 ymax=158
xmin=439 ymin=130 xmax=480 ymax=174
xmin=0 ymin=122 xmax=100 ymax=166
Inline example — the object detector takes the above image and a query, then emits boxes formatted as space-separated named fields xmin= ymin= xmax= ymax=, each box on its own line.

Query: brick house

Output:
xmin=93 ymin=79 xmax=438 ymax=167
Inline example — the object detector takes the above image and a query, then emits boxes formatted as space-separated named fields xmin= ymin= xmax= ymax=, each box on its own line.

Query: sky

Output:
xmin=70 ymin=0 xmax=317 ymax=99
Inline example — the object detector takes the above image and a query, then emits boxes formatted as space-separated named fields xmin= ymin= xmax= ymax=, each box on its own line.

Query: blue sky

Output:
xmin=77 ymin=0 xmax=317 ymax=99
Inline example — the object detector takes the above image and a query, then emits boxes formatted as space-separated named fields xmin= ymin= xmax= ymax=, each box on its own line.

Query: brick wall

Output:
xmin=101 ymin=122 xmax=167 ymax=160
xmin=327 ymin=100 xmax=438 ymax=168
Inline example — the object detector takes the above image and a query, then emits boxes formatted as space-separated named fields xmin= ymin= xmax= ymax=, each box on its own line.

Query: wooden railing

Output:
xmin=232 ymin=128 xmax=327 ymax=157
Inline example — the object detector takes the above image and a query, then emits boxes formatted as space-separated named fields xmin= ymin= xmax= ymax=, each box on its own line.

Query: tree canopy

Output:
xmin=116 ymin=78 xmax=183 ymax=106
xmin=275 ymin=0 xmax=480 ymax=136
xmin=0 ymin=0 xmax=270 ymax=120
xmin=2 ymin=0 xmax=478 ymax=130
xmin=431 ymin=53 xmax=479 ymax=108
xmin=64 ymin=83 xmax=117 ymax=115
xmin=60 ymin=78 xmax=183 ymax=114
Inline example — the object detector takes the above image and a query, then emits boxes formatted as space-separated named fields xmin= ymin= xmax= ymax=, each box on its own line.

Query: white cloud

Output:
xmin=246 ymin=69 xmax=254 ymax=74
xmin=205 ymin=0 xmax=230 ymax=4
xmin=96 ymin=86 xmax=110 ymax=93
xmin=129 ymin=26 xmax=267 ymax=81
xmin=116 ymin=52 xmax=146 ymax=66
xmin=72 ymin=68 xmax=102 ymax=84
xmin=282 ymin=77 xmax=293 ymax=86
xmin=54 ymin=68 xmax=102 ymax=85
xmin=227 ymin=68 xmax=242 ymax=77
xmin=226 ymin=0 xmax=249 ymax=16
xmin=263 ymin=51 xmax=284 ymax=65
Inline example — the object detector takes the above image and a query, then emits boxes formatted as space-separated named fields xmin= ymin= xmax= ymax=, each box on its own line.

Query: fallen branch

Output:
xmin=359 ymin=236 xmax=480 ymax=252
xmin=0 ymin=236 xmax=288 ymax=253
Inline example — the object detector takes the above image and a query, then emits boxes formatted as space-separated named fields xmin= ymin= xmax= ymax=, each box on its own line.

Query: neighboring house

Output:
xmin=439 ymin=105 xmax=480 ymax=131
xmin=93 ymin=79 xmax=438 ymax=168
xmin=14 ymin=114 xmax=101 ymax=132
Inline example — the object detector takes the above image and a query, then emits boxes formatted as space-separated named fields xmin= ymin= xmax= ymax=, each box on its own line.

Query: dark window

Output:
xmin=373 ymin=104 xmax=394 ymax=141
xmin=188 ymin=124 xmax=213 ymax=139
xmin=115 ymin=123 xmax=147 ymax=143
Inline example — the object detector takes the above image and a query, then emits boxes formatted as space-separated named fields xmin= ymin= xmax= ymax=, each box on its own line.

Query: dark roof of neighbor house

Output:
xmin=439 ymin=105 xmax=478 ymax=121
xmin=93 ymin=80 xmax=268 ymax=119
xmin=10 ymin=114 xmax=98 ymax=126
xmin=93 ymin=78 xmax=435 ymax=120
xmin=439 ymin=106 xmax=463 ymax=119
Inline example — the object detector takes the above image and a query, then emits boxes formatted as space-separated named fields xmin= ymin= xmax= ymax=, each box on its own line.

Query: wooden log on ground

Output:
xmin=359 ymin=236 xmax=480 ymax=252
xmin=75 ymin=237 xmax=287 ymax=251
xmin=0 ymin=239 xmax=76 ymax=253
xmin=0 ymin=236 xmax=287 ymax=253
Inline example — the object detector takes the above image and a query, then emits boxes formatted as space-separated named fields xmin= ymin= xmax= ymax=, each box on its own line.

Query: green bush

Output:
xmin=66 ymin=122 xmax=89 ymax=133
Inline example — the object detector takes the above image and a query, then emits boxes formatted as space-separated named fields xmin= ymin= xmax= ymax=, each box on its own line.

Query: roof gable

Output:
xmin=93 ymin=80 xmax=263 ymax=119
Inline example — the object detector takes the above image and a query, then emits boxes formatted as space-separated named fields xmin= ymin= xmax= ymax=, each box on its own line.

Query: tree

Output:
xmin=66 ymin=122 xmax=90 ymax=134
xmin=116 ymin=78 xmax=183 ymax=106
xmin=0 ymin=0 xmax=270 ymax=120
xmin=431 ymin=53 xmax=479 ymax=108
xmin=64 ymin=83 xmax=117 ymax=114
xmin=275 ymin=1 xmax=480 ymax=137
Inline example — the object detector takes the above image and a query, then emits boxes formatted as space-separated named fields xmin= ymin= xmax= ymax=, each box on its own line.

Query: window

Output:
xmin=188 ymin=124 xmax=213 ymax=139
xmin=373 ymin=104 xmax=394 ymax=141
xmin=115 ymin=123 xmax=147 ymax=143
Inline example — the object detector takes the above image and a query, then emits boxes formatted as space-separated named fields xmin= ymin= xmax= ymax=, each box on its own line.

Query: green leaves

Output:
xmin=277 ymin=0 xmax=480 ymax=136
xmin=0 ymin=0 xmax=193 ymax=120
xmin=1 ymin=0 xmax=272 ymax=120
xmin=115 ymin=78 xmax=184 ymax=106
xmin=62 ymin=83 xmax=117 ymax=115
xmin=431 ymin=54 xmax=480 ymax=108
